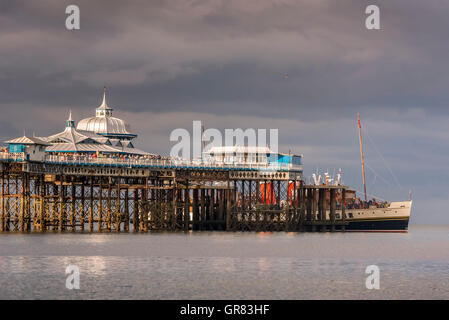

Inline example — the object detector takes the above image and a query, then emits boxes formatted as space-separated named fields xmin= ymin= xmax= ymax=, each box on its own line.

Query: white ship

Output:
xmin=331 ymin=200 xmax=412 ymax=231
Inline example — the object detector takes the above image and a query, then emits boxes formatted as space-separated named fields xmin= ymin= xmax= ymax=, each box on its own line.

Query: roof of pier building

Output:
xmin=37 ymin=111 xmax=148 ymax=155
xmin=76 ymin=87 xmax=137 ymax=140
xmin=206 ymin=146 xmax=272 ymax=154
xmin=6 ymin=135 xmax=51 ymax=146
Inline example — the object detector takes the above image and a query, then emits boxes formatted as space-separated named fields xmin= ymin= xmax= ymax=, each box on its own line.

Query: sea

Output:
xmin=0 ymin=225 xmax=448 ymax=300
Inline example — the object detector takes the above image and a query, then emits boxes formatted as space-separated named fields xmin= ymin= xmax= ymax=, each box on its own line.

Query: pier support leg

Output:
xmin=226 ymin=181 xmax=231 ymax=231
xmin=51 ymin=184 xmax=57 ymax=231
xmin=80 ymin=184 xmax=85 ymax=231
xmin=0 ymin=172 xmax=4 ymax=232
xmin=311 ymin=189 xmax=316 ymax=232
xmin=5 ymin=175 xmax=10 ymax=231
xmin=98 ymin=179 xmax=103 ymax=232
xmin=300 ymin=185 xmax=306 ymax=231
xmin=40 ymin=175 xmax=46 ymax=231
xmin=124 ymin=185 xmax=129 ymax=232
xmin=184 ymin=181 xmax=189 ymax=231
xmin=71 ymin=180 xmax=76 ymax=232
xmin=193 ymin=188 xmax=199 ymax=231
xmin=58 ymin=176 xmax=64 ymax=231
xmin=116 ymin=177 xmax=121 ymax=232
xmin=218 ymin=189 xmax=224 ymax=230
xmin=133 ymin=189 xmax=139 ymax=232
xmin=330 ymin=188 xmax=336 ymax=232
xmin=320 ymin=188 xmax=326 ymax=232
xmin=107 ymin=183 xmax=112 ymax=231
xmin=141 ymin=183 xmax=148 ymax=232
xmin=19 ymin=173 xmax=25 ymax=232
xmin=200 ymin=188 xmax=205 ymax=230
xmin=89 ymin=177 xmax=94 ymax=232
xmin=341 ymin=188 xmax=346 ymax=232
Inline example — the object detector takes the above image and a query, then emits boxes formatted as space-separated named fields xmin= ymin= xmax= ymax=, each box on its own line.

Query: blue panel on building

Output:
xmin=268 ymin=153 xmax=301 ymax=165
xmin=8 ymin=144 xmax=26 ymax=153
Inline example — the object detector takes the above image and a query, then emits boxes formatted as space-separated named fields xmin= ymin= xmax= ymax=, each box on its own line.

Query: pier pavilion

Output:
xmin=40 ymin=111 xmax=148 ymax=156
xmin=5 ymin=89 xmax=149 ymax=158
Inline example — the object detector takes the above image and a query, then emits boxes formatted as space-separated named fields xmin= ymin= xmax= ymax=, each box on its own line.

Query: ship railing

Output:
xmin=43 ymin=154 xmax=303 ymax=171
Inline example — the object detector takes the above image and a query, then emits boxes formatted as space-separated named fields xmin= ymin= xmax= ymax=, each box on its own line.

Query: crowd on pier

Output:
xmin=48 ymin=152 xmax=170 ymax=161
xmin=346 ymin=198 xmax=389 ymax=209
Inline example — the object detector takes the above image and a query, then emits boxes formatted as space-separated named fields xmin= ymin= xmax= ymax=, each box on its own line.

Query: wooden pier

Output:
xmin=0 ymin=161 xmax=347 ymax=232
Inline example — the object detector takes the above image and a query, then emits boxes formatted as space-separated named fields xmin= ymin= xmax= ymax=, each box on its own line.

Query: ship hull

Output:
xmin=341 ymin=218 xmax=409 ymax=231
xmin=333 ymin=200 xmax=412 ymax=231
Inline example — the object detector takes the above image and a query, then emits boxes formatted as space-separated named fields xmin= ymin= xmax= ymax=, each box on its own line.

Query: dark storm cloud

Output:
xmin=2 ymin=0 xmax=449 ymax=116
xmin=1 ymin=0 xmax=449 ymax=222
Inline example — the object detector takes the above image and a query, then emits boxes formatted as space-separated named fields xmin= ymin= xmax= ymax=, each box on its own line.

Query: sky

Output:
xmin=1 ymin=0 xmax=449 ymax=223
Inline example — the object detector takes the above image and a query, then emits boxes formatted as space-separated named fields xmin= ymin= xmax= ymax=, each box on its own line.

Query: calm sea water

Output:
xmin=0 ymin=225 xmax=448 ymax=299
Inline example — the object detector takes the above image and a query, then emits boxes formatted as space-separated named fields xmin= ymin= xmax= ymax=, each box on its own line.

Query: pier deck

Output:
xmin=0 ymin=159 xmax=347 ymax=232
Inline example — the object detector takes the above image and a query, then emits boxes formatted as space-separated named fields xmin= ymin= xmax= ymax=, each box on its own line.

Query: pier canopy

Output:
xmin=76 ymin=87 xmax=137 ymax=141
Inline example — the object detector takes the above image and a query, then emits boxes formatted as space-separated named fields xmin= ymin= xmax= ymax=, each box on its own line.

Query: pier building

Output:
xmin=5 ymin=89 xmax=148 ymax=158
xmin=5 ymin=136 xmax=50 ymax=162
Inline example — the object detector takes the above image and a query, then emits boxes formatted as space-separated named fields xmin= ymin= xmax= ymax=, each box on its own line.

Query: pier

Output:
xmin=0 ymin=156 xmax=347 ymax=232
xmin=0 ymin=90 xmax=349 ymax=233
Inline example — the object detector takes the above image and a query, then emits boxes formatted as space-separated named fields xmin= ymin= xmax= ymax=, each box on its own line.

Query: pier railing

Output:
xmin=43 ymin=154 xmax=302 ymax=171
xmin=1 ymin=152 xmax=302 ymax=171
xmin=0 ymin=152 xmax=25 ymax=161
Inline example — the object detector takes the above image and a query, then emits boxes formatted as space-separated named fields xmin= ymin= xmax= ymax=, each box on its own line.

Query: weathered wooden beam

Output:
xmin=341 ymin=188 xmax=346 ymax=232
xmin=0 ymin=172 xmax=4 ymax=232
xmin=330 ymin=188 xmax=336 ymax=232
xmin=89 ymin=177 xmax=94 ymax=232
xmin=71 ymin=180 xmax=76 ymax=232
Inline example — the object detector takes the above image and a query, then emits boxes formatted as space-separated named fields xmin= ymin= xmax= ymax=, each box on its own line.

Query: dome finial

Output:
xmin=99 ymin=86 xmax=107 ymax=108
xmin=96 ymin=86 xmax=113 ymax=118
xmin=66 ymin=109 xmax=75 ymax=128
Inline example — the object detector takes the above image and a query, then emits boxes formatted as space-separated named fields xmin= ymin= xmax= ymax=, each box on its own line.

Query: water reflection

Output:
xmin=0 ymin=226 xmax=448 ymax=299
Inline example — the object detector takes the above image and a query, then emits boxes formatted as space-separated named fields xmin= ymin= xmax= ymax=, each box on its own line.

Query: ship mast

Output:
xmin=357 ymin=113 xmax=367 ymax=201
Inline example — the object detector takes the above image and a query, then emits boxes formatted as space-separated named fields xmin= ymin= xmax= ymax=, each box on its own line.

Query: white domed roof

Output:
xmin=77 ymin=116 xmax=132 ymax=135
xmin=76 ymin=88 xmax=136 ymax=139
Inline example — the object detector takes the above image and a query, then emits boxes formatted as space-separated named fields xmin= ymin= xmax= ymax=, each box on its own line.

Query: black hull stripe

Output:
xmin=344 ymin=217 xmax=409 ymax=222
xmin=339 ymin=218 xmax=409 ymax=231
